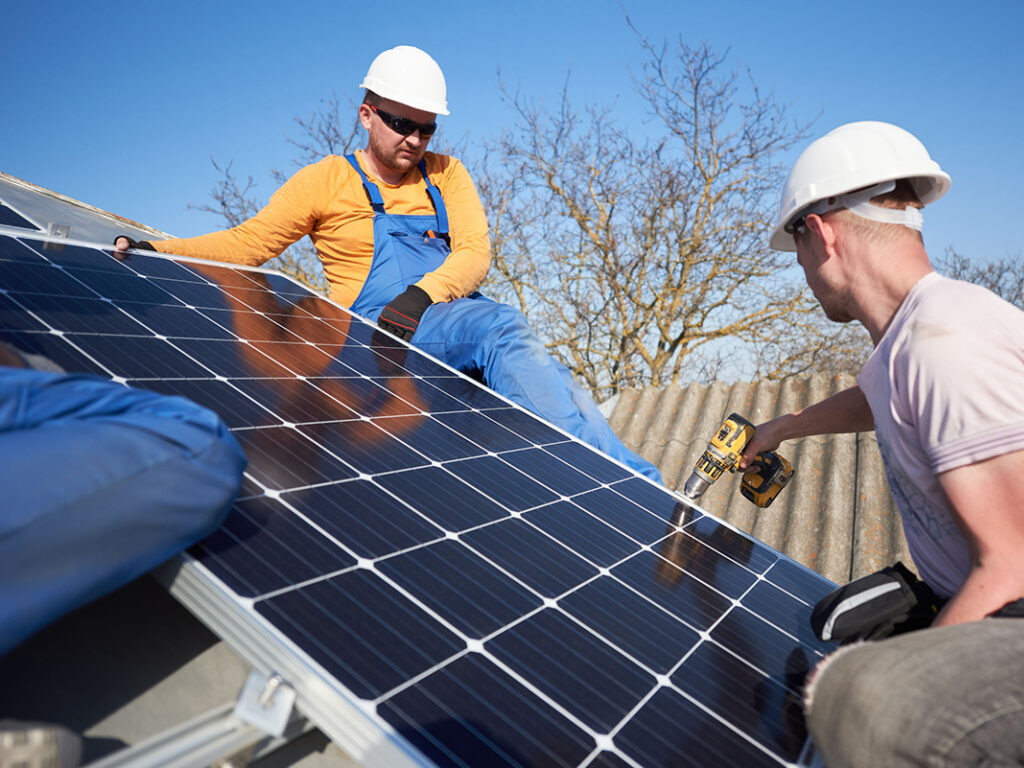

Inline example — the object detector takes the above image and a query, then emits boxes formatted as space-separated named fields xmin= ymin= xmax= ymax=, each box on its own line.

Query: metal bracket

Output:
xmin=82 ymin=671 xmax=303 ymax=768
xmin=233 ymin=671 xmax=296 ymax=739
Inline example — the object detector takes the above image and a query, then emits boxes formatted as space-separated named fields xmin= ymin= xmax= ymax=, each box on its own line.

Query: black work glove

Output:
xmin=377 ymin=285 xmax=432 ymax=341
xmin=113 ymin=236 xmax=156 ymax=250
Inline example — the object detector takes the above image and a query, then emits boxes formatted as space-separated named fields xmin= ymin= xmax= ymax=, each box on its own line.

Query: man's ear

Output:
xmin=805 ymin=213 xmax=839 ymax=258
xmin=357 ymin=103 xmax=374 ymax=130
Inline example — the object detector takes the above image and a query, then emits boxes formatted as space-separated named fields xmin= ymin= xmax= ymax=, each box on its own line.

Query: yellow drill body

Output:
xmin=682 ymin=412 xmax=793 ymax=508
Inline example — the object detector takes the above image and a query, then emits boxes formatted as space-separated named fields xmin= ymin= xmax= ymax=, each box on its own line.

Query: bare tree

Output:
xmin=478 ymin=35 xmax=840 ymax=397
xmin=194 ymin=37 xmax=873 ymax=393
xmin=723 ymin=248 xmax=1024 ymax=380
xmin=188 ymin=94 xmax=364 ymax=294
xmin=935 ymin=247 xmax=1024 ymax=310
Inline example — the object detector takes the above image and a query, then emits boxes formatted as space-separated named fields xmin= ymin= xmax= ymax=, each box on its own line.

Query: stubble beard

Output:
xmin=816 ymin=284 xmax=854 ymax=324
xmin=822 ymin=303 xmax=853 ymax=323
xmin=368 ymin=130 xmax=425 ymax=177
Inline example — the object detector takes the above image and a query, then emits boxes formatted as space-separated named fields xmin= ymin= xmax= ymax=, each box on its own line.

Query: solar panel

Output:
xmin=0 ymin=231 xmax=837 ymax=767
xmin=0 ymin=201 xmax=40 ymax=231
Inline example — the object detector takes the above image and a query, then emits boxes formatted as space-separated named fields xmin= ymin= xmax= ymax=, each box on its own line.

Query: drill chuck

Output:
xmin=682 ymin=474 xmax=712 ymax=500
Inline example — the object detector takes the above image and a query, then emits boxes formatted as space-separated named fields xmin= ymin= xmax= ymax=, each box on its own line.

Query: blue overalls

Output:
xmin=0 ymin=367 xmax=246 ymax=655
xmin=345 ymin=154 xmax=662 ymax=483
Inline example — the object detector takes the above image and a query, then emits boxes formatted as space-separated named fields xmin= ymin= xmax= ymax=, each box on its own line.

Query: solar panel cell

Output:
xmin=613 ymin=688 xmax=777 ymax=767
xmin=375 ymin=414 xmax=489 ymax=461
xmin=558 ymin=577 xmax=702 ymax=674
xmin=522 ymin=501 xmax=638 ymax=568
xmin=194 ymin=496 xmax=357 ymax=597
xmin=22 ymin=241 xmax=134 ymax=273
xmin=501 ymin=447 xmax=603 ymax=497
xmin=283 ymin=480 xmax=444 ymax=558
xmin=0 ymin=237 xmax=46 ymax=262
xmin=233 ymin=426 xmax=360 ymax=490
xmin=0 ymin=293 xmax=49 ymax=331
xmin=610 ymin=552 xmax=734 ymax=632
xmin=671 ymin=642 xmax=807 ymax=761
xmin=374 ymin=466 xmax=508 ymax=531
xmin=0 ymin=259 xmax=97 ymax=297
xmin=432 ymin=410 xmax=532 ymax=453
xmin=11 ymin=294 xmax=151 ymax=335
xmin=69 ymin=334 xmax=214 ymax=378
xmin=296 ymin=420 xmax=430 ymax=474
xmin=486 ymin=608 xmax=656 ymax=732
xmin=572 ymin=488 xmax=673 ymax=544
xmin=376 ymin=539 xmax=543 ymax=638
xmin=446 ymin=456 xmax=561 ymax=512
xmin=377 ymin=653 xmax=595 ymax=768
xmin=256 ymin=568 xmax=467 ymax=700
xmin=0 ymin=329 xmax=107 ymax=374
xmin=544 ymin=441 xmax=634 ymax=483
xmin=461 ymin=519 xmax=599 ymax=598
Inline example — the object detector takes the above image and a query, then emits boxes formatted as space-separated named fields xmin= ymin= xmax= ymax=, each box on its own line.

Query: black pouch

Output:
xmin=811 ymin=562 xmax=945 ymax=644
xmin=993 ymin=598 xmax=1024 ymax=618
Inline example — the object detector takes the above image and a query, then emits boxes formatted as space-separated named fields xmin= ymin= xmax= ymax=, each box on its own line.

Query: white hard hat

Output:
xmin=770 ymin=121 xmax=950 ymax=251
xmin=359 ymin=45 xmax=449 ymax=116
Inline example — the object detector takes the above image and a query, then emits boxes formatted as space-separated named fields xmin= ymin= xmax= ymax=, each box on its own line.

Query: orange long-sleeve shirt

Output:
xmin=152 ymin=151 xmax=491 ymax=307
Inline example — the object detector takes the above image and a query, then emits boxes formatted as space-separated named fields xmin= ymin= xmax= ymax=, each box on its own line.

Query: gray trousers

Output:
xmin=806 ymin=618 xmax=1024 ymax=767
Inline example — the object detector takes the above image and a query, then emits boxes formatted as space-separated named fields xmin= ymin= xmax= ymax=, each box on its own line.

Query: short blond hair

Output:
xmin=829 ymin=179 xmax=925 ymax=245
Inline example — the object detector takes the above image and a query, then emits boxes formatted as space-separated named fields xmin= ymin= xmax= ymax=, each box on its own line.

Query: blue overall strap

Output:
xmin=344 ymin=153 xmax=386 ymax=213
xmin=417 ymin=160 xmax=450 ymax=235
xmin=344 ymin=153 xmax=449 ymax=234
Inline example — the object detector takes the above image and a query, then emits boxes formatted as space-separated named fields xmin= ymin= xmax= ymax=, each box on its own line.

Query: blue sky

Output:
xmin=3 ymin=1 xmax=1021 ymax=263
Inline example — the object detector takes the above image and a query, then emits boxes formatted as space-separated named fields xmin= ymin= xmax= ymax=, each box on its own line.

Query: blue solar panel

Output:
xmin=0 ymin=201 xmax=40 ymax=231
xmin=0 ymin=232 xmax=837 ymax=767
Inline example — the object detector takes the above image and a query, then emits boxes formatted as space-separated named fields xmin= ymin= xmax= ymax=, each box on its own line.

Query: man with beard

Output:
xmin=115 ymin=45 xmax=660 ymax=483
xmin=740 ymin=121 xmax=1024 ymax=767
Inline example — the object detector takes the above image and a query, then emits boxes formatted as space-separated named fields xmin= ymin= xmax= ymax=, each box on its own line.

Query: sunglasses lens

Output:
xmin=374 ymin=106 xmax=436 ymax=138
xmin=394 ymin=116 xmax=436 ymax=137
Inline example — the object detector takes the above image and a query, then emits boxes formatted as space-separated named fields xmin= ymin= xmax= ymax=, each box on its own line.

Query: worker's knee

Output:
xmin=480 ymin=302 xmax=534 ymax=339
xmin=804 ymin=623 xmax=1024 ymax=768
xmin=805 ymin=641 xmax=911 ymax=768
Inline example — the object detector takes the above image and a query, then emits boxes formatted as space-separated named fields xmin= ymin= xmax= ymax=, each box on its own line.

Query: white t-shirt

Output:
xmin=857 ymin=272 xmax=1024 ymax=598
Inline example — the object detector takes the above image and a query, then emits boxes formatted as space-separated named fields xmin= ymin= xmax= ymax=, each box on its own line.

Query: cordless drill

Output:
xmin=681 ymin=412 xmax=794 ymax=508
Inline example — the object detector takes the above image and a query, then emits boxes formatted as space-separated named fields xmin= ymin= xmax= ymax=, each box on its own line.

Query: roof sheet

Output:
xmin=605 ymin=375 xmax=913 ymax=584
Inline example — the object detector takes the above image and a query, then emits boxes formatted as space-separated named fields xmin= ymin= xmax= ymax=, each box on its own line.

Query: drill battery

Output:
xmin=740 ymin=451 xmax=794 ymax=508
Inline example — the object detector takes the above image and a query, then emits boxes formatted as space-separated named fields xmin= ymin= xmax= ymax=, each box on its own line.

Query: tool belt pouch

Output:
xmin=811 ymin=562 xmax=943 ymax=644
xmin=993 ymin=598 xmax=1024 ymax=618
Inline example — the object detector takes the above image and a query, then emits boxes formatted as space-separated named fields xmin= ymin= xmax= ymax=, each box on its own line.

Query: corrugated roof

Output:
xmin=606 ymin=374 xmax=913 ymax=585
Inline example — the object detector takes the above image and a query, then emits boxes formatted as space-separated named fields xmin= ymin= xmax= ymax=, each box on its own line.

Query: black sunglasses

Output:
xmin=370 ymin=105 xmax=437 ymax=138
xmin=786 ymin=215 xmax=807 ymax=235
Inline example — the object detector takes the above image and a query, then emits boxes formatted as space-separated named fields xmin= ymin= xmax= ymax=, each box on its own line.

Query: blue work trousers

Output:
xmin=0 ymin=368 xmax=246 ymax=655
xmin=408 ymin=296 xmax=662 ymax=483
xmin=344 ymin=153 xmax=661 ymax=484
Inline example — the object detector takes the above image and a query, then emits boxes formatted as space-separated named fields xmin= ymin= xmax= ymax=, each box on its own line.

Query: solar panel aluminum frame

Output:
xmin=2 ymin=230 xmax=832 ymax=768
xmin=153 ymin=559 xmax=432 ymax=767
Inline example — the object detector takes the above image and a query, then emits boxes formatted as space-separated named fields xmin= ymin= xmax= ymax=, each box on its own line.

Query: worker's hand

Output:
xmin=738 ymin=417 xmax=788 ymax=470
xmin=377 ymin=285 xmax=432 ymax=341
xmin=112 ymin=235 xmax=156 ymax=261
